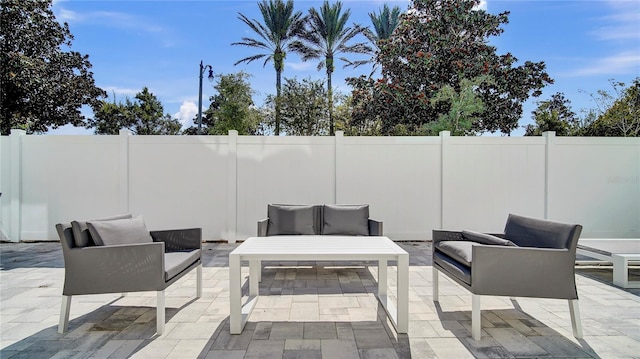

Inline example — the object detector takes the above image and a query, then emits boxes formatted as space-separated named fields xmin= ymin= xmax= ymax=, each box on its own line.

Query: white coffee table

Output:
xmin=229 ymin=236 xmax=409 ymax=334
xmin=577 ymin=238 xmax=640 ymax=288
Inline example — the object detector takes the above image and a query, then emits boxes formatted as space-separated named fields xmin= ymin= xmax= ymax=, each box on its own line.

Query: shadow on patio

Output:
xmin=0 ymin=241 xmax=638 ymax=358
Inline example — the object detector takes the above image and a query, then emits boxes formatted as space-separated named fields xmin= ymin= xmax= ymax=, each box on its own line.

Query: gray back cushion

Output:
xmin=70 ymin=213 xmax=133 ymax=247
xmin=267 ymin=204 xmax=317 ymax=236
xmin=87 ymin=215 xmax=153 ymax=246
xmin=322 ymin=204 xmax=369 ymax=236
xmin=504 ymin=214 xmax=580 ymax=249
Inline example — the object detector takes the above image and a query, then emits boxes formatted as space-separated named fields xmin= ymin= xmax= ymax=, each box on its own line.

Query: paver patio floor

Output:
xmin=1 ymin=241 xmax=639 ymax=358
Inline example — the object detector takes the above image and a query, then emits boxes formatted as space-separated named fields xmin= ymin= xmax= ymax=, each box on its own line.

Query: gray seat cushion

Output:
xmin=71 ymin=213 xmax=132 ymax=247
xmin=165 ymin=250 xmax=201 ymax=281
xmin=462 ymin=230 xmax=516 ymax=246
xmin=434 ymin=240 xmax=479 ymax=267
xmin=267 ymin=204 xmax=316 ymax=236
xmin=434 ymin=252 xmax=471 ymax=285
xmin=87 ymin=215 xmax=153 ymax=246
xmin=322 ymin=204 xmax=369 ymax=236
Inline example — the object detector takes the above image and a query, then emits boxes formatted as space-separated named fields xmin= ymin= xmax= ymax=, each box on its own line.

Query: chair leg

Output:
xmin=196 ymin=264 xmax=202 ymax=299
xmin=157 ymin=290 xmax=165 ymax=335
xmin=568 ymin=299 xmax=583 ymax=339
xmin=433 ymin=267 xmax=439 ymax=302
xmin=472 ymin=294 xmax=481 ymax=341
xmin=58 ymin=295 xmax=72 ymax=334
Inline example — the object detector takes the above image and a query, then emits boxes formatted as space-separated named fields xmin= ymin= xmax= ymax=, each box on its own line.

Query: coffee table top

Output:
xmin=230 ymin=236 xmax=407 ymax=257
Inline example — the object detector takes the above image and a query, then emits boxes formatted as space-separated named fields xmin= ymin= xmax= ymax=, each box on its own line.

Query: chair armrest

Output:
xmin=63 ymin=242 xmax=166 ymax=295
xmin=151 ymin=228 xmax=201 ymax=252
xmin=368 ymin=219 xmax=383 ymax=236
xmin=257 ymin=219 xmax=268 ymax=237
xmin=432 ymin=230 xmax=464 ymax=244
xmin=472 ymin=245 xmax=577 ymax=299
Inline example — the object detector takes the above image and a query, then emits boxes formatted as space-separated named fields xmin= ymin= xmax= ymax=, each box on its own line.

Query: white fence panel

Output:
xmin=548 ymin=137 xmax=640 ymax=238
xmin=21 ymin=135 xmax=124 ymax=241
xmin=128 ymin=135 xmax=230 ymax=240
xmin=338 ymin=135 xmax=441 ymax=240
xmin=236 ymin=136 xmax=336 ymax=239
xmin=442 ymin=136 xmax=547 ymax=233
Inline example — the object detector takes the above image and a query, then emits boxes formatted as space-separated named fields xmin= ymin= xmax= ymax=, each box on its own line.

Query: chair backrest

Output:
xmin=504 ymin=214 xmax=582 ymax=251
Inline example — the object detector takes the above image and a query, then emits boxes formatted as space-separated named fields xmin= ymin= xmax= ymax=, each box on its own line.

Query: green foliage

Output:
xmin=524 ymin=93 xmax=580 ymax=136
xmin=233 ymin=0 xmax=304 ymax=135
xmin=266 ymin=77 xmax=329 ymax=135
xmin=424 ymin=76 xmax=490 ymax=136
xmin=197 ymin=72 xmax=262 ymax=135
xmin=582 ymin=78 xmax=640 ymax=137
xmin=348 ymin=0 xmax=553 ymax=136
xmin=291 ymin=0 xmax=372 ymax=135
xmin=0 ymin=0 xmax=106 ymax=135
xmin=87 ymin=88 xmax=181 ymax=135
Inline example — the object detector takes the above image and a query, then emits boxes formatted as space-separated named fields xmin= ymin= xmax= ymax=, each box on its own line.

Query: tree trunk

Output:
xmin=327 ymin=69 xmax=334 ymax=136
xmin=275 ymin=70 xmax=282 ymax=136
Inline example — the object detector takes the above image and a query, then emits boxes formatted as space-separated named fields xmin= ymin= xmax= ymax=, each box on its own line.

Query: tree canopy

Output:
xmin=0 ymin=0 xmax=105 ymax=135
xmin=348 ymin=0 xmax=553 ymax=136
xmin=87 ymin=88 xmax=181 ymax=135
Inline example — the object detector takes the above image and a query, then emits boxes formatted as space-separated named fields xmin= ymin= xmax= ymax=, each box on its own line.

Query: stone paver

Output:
xmin=1 ymin=241 xmax=639 ymax=358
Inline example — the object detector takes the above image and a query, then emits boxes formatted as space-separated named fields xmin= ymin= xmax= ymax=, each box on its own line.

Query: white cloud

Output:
xmin=287 ymin=61 xmax=315 ymax=71
xmin=475 ymin=0 xmax=488 ymax=11
xmin=174 ymin=101 xmax=198 ymax=129
xmin=591 ymin=1 xmax=640 ymax=41
xmin=566 ymin=51 xmax=640 ymax=77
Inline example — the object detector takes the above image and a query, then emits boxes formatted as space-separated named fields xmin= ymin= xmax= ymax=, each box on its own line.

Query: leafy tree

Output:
xmin=335 ymin=94 xmax=381 ymax=136
xmin=0 ymin=0 xmax=106 ymax=135
xmin=524 ymin=93 xmax=580 ymax=136
xmin=190 ymin=72 xmax=262 ymax=135
xmin=348 ymin=0 xmax=553 ymax=136
xmin=87 ymin=88 xmax=181 ymax=135
xmin=582 ymin=78 xmax=640 ymax=137
xmin=233 ymin=0 xmax=304 ymax=136
xmin=291 ymin=0 xmax=371 ymax=135
xmin=265 ymin=77 xmax=329 ymax=135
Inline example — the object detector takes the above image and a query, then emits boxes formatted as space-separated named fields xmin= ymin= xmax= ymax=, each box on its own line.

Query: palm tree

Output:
xmin=232 ymin=0 xmax=304 ymax=135
xmin=291 ymin=0 xmax=371 ymax=135
xmin=368 ymin=4 xmax=402 ymax=43
xmin=346 ymin=4 xmax=403 ymax=72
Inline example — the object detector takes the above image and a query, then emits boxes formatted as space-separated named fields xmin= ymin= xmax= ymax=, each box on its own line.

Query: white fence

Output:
xmin=1 ymin=129 xmax=638 ymax=242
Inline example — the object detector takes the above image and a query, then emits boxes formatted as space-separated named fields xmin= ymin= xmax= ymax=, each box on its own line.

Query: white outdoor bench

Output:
xmin=577 ymin=238 xmax=640 ymax=288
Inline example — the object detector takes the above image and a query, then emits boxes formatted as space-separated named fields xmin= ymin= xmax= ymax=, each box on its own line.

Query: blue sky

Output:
xmin=49 ymin=0 xmax=640 ymax=136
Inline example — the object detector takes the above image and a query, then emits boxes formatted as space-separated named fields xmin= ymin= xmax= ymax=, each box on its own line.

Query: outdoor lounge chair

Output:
xmin=432 ymin=214 xmax=583 ymax=341
xmin=55 ymin=215 xmax=202 ymax=335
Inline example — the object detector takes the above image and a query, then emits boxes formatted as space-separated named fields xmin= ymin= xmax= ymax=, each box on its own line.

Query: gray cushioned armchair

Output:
xmin=432 ymin=214 xmax=583 ymax=341
xmin=55 ymin=219 xmax=202 ymax=335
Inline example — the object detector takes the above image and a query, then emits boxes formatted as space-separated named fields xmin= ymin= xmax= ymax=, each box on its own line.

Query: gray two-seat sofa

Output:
xmin=433 ymin=214 xmax=583 ymax=341
xmin=257 ymin=204 xmax=383 ymax=237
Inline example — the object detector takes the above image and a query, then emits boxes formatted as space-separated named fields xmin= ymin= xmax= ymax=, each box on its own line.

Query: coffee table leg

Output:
xmin=250 ymin=260 xmax=260 ymax=296
xmin=378 ymin=258 xmax=387 ymax=297
xmin=229 ymin=254 xmax=242 ymax=334
xmin=397 ymin=253 xmax=409 ymax=333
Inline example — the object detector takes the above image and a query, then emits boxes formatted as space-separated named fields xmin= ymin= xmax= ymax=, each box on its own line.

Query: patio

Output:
xmin=1 ymin=241 xmax=638 ymax=359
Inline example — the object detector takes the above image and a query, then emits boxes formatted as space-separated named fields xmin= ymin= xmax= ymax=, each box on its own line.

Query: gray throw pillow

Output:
xmin=87 ymin=215 xmax=153 ymax=246
xmin=462 ymin=230 xmax=516 ymax=246
xmin=322 ymin=204 xmax=369 ymax=236
xmin=71 ymin=213 xmax=133 ymax=247
xmin=267 ymin=204 xmax=315 ymax=236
